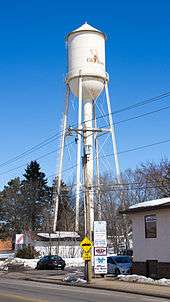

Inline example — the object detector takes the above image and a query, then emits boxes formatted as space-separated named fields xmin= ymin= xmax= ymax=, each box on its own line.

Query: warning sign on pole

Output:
xmin=82 ymin=252 xmax=91 ymax=261
xmin=80 ymin=236 xmax=93 ymax=253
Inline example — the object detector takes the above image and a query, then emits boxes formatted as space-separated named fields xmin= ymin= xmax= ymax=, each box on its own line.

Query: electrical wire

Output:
xmin=0 ymin=141 xmax=75 ymax=176
xmin=0 ymin=92 xmax=170 ymax=175
xmin=0 ymin=91 xmax=169 ymax=170
xmin=114 ymin=105 xmax=170 ymax=125
xmin=81 ymin=92 xmax=170 ymax=125
xmin=1 ymin=136 xmax=170 ymax=178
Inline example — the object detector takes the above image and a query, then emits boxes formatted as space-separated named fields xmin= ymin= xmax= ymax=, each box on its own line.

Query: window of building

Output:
xmin=145 ymin=215 xmax=157 ymax=238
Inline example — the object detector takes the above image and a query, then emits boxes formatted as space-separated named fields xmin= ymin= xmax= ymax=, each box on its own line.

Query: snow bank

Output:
xmin=64 ymin=257 xmax=84 ymax=267
xmin=0 ymin=260 xmax=8 ymax=271
xmin=118 ymin=274 xmax=170 ymax=286
xmin=0 ymin=257 xmax=84 ymax=270
xmin=0 ymin=258 xmax=38 ymax=270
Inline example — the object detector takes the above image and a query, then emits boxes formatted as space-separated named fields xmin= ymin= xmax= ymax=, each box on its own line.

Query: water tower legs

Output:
xmin=105 ymin=81 xmax=122 ymax=184
xmin=53 ymin=85 xmax=70 ymax=232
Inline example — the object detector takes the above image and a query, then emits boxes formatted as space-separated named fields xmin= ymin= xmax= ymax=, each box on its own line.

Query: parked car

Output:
xmin=36 ymin=255 xmax=66 ymax=270
xmin=107 ymin=255 xmax=132 ymax=275
xmin=118 ymin=249 xmax=133 ymax=259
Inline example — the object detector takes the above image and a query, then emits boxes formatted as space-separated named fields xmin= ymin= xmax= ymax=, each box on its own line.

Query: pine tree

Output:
xmin=23 ymin=161 xmax=47 ymax=186
xmin=22 ymin=161 xmax=51 ymax=231
xmin=0 ymin=177 xmax=24 ymax=237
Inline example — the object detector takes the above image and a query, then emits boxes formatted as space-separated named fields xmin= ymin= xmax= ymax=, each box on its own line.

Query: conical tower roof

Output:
xmin=66 ymin=22 xmax=106 ymax=40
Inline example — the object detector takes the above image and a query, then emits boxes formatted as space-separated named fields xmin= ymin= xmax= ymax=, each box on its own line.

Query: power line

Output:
xmin=0 ymin=141 xmax=75 ymax=177
xmin=0 ymin=134 xmax=60 ymax=169
xmin=91 ymin=185 xmax=168 ymax=192
xmin=47 ymin=164 xmax=78 ymax=180
xmin=0 ymin=91 xmax=169 ymax=170
xmin=58 ymin=184 xmax=169 ymax=197
xmin=47 ymin=138 xmax=170 ymax=182
xmin=81 ymin=91 xmax=170 ymax=125
xmin=1 ymin=136 xmax=170 ymax=179
xmin=115 ymin=138 xmax=170 ymax=155
xmin=96 ymin=104 xmax=170 ymax=132
xmin=114 ymin=105 xmax=170 ymax=125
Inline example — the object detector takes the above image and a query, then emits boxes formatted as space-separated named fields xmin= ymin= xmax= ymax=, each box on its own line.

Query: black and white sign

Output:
xmin=94 ymin=221 xmax=107 ymax=247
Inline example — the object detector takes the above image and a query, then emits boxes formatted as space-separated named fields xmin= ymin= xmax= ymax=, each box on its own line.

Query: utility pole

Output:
xmin=93 ymin=100 xmax=101 ymax=220
xmin=75 ymin=76 xmax=83 ymax=232
xmin=83 ymin=123 xmax=93 ymax=282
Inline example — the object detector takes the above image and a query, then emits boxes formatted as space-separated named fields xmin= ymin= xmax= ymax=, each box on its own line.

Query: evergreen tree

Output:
xmin=23 ymin=161 xmax=47 ymax=186
xmin=0 ymin=177 xmax=25 ymax=237
xmin=22 ymin=161 xmax=51 ymax=231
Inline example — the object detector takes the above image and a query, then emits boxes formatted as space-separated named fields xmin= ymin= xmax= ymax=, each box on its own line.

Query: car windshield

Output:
xmin=49 ymin=256 xmax=60 ymax=260
xmin=113 ymin=257 xmax=131 ymax=263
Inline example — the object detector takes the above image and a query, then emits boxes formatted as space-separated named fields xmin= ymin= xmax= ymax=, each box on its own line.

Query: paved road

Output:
xmin=0 ymin=279 xmax=169 ymax=302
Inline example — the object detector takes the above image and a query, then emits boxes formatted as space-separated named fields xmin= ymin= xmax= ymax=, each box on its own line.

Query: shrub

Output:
xmin=16 ymin=245 xmax=40 ymax=259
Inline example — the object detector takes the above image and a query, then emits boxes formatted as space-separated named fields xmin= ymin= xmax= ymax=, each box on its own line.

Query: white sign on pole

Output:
xmin=94 ymin=221 xmax=107 ymax=247
xmin=94 ymin=256 xmax=107 ymax=274
xmin=15 ymin=234 xmax=24 ymax=245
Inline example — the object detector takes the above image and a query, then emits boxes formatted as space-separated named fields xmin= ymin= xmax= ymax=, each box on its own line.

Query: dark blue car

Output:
xmin=36 ymin=255 xmax=66 ymax=270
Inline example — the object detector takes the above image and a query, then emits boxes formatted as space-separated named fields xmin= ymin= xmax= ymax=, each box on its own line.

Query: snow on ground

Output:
xmin=0 ymin=258 xmax=38 ymax=270
xmin=64 ymin=257 xmax=84 ymax=267
xmin=118 ymin=274 xmax=170 ymax=286
xmin=0 ymin=257 xmax=84 ymax=270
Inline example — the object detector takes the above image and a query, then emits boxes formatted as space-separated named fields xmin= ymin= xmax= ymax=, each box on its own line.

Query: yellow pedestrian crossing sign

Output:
xmin=80 ymin=236 xmax=93 ymax=252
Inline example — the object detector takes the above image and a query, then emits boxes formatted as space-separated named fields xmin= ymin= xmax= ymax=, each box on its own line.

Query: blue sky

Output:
xmin=0 ymin=0 xmax=170 ymax=188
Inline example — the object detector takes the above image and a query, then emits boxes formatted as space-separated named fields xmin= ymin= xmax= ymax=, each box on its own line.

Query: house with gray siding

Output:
xmin=122 ymin=197 xmax=170 ymax=278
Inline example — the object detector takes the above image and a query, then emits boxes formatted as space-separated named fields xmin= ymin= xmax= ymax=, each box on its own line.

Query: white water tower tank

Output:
xmin=66 ymin=23 xmax=107 ymax=100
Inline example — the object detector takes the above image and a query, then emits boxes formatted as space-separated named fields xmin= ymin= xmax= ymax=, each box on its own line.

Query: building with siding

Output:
xmin=122 ymin=197 xmax=170 ymax=278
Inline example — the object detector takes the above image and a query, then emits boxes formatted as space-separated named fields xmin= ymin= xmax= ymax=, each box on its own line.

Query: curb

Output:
xmin=23 ymin=277 xmax=170 ymax=300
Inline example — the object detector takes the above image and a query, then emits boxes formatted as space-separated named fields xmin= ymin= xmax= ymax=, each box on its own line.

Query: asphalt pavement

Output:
xmin=0 ymin=279 xmax=169 ymax=302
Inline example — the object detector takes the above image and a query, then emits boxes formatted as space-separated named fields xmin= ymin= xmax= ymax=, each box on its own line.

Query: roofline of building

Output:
xmin=120 ymin=202 xmax=170 ymax=214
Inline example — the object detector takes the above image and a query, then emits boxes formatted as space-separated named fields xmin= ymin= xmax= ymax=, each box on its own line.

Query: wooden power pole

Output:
xmin=83 ymin=124 xmax=93 ymax=282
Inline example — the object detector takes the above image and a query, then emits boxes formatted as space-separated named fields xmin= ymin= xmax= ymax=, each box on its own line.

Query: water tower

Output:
xmin=53 ymin=23 xmax=121 ymax=236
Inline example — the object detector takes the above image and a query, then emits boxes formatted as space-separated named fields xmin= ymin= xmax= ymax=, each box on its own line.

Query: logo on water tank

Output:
xmin=87 ymin=49 xmax=104 ymax=65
